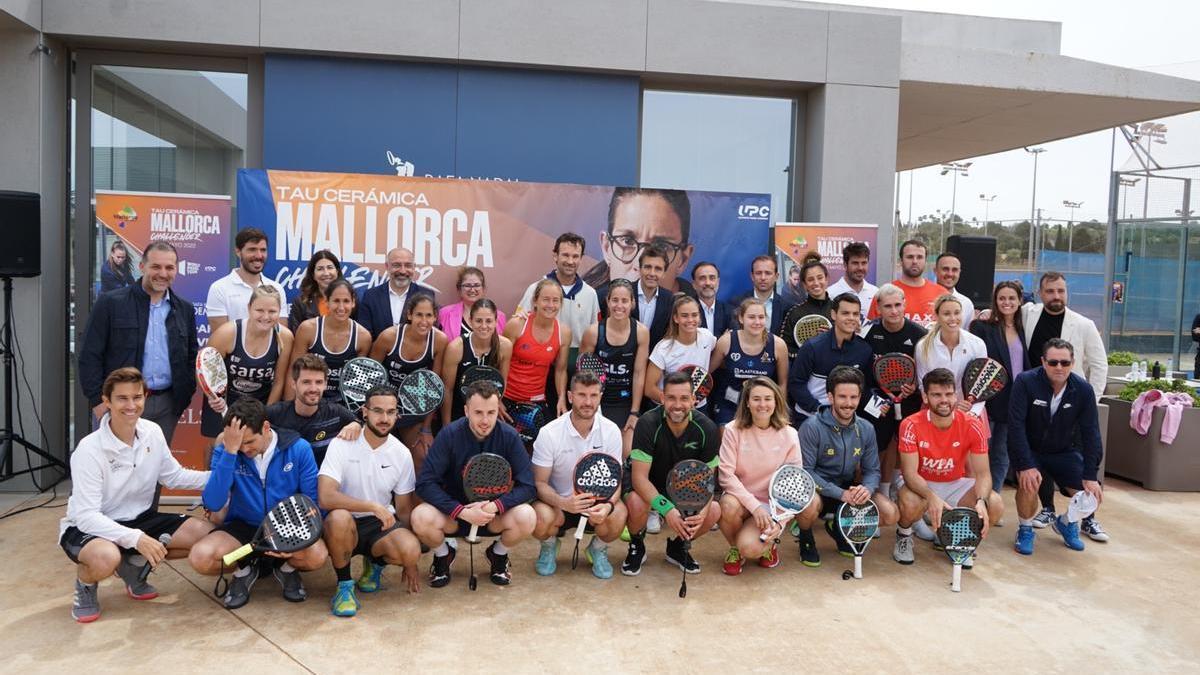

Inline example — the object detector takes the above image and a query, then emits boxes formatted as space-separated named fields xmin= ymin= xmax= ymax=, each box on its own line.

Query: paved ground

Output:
xmin=1 ymin=478 xmax=1197 ymax=673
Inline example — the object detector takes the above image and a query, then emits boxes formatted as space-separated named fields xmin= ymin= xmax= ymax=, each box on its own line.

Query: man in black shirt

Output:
xmin=863 ymin=284 xmax=928 ymax=450
xmin=266 ymin=354 xmax=359 ymax=467
xmin=622 ymin=371 xmax=721 ymax=577
xmin=1026 ymin=309 xmax=1064 ymax=364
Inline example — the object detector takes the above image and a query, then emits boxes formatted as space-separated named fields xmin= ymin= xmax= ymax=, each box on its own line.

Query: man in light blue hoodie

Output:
xmin=797 ymin=366 xmax=897 ymax=567
xmin=188 ymin=397 xmax=327 ymax=609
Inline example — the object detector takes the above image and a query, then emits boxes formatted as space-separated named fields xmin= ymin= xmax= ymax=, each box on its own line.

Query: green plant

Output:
xmin=1117 ymin=378 xmax=1200 ymax=406
xmin=1108 ymin=351 xmax=1137 ymax=366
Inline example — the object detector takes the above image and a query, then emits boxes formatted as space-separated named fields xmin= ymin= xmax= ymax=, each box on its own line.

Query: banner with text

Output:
xmin=772 ymin=222 xmax=879 ymax=300
xmin=238 ymin=169 xmax=772 ymax=312
xmin=95 ymin=190 xmax=232 ymax=493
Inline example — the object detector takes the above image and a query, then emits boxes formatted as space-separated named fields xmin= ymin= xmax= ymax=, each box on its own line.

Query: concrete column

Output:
xmin=802 ymin=83 xmax=900 ymax=282
xmin=0 ymin=17 xmax=70 ymax=491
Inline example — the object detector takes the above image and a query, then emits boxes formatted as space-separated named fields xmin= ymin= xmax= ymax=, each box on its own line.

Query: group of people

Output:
xmin=65 ymin=214 xmax=1110 ymax=622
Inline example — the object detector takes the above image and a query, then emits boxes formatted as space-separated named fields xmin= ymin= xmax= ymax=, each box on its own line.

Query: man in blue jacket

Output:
xmin=412 ymin=381 xmax=536 ymax=587
xmin=797 ymin=366 xmax=898 ymax=567
xmin=1008 ymin=338 xmax=1104 ymax=555
xmin=788 ymin=293 xmax=875 ymax=423
xmin=356 ymin=247 xmax=436 ymax=338
xmin=188 ymin=397 xmax=327 ymax=609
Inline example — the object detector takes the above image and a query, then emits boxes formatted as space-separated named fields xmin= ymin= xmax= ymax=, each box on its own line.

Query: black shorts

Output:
xmin=873 ymin=416 xmax=900 ymax=452
xmin=216 ymin=519 xmax=259 ymax=546
xmin=555 ymin=510 xmax=595 ymax=538
xmin=200 ymin=400 xmax=224 ymax=438
xmin=353 ymin=514 xmax=403 ymax=558
xmin=1032 ymin=451 xmax=1085 ymax=491
xmin=59 ymin=509 xmax=186 ymax=563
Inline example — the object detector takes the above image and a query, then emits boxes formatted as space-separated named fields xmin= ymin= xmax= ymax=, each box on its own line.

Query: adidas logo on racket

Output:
xmin=578 ymin=462 xmax=619 ymax=490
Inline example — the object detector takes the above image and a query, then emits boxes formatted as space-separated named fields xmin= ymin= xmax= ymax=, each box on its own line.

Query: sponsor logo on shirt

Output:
xmin=283 ymin=462 xmax=294 ymax=472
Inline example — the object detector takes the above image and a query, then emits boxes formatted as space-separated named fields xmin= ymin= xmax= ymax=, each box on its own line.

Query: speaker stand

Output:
xmin=0 ymin=276 xmax=68 ymax=483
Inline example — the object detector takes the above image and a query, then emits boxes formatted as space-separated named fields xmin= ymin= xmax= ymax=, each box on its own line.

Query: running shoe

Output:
xmin=758 ymin=542 xmax=781 ymax=569
xmin=586 ymin=538 xmax=613 ymax=579
xmin=486 ymin=542 xmax=512 ymax=586
xmin=722 ymin=547 xmax=744 ymax=576
xmin=664 ymin=537 xmax=700 ymax=574
xmin=1014 ymin=524 xmax=1035 ymax=556
xmin=1032 ymin=507 xmax=1055 ymax=529
xmin=621 ymin=537 xmax=646 ymax=576
xmin=273 ymin=565 xmax=307 ymax=602
xmin=224 ymin=565 xmax=259 ymax=609
xmin=1081 ymin=517 xmax=1110 ymax=542
xmin=356 ymin=558 xmax=384 ymax=593
xmin=72 ymin=580 xmax=100 ymax=623
xmin=1052 ymin=515 xmax=1085 ymax=551
xmin=647 ymin=512 xmax=662 ymax=534
xmin=330 ymin=580 xmax=359 ymax=617
xmin=797 ymin=528 xmax=821 ymax=567
xmin=116 ymin=551 xmax=158 ymax=600
xmin=535 ymin=538 xmax=559 ymax=576
xmin=892 ymin=532 xmax=915 ymax=565
xmin=428 ymin=545 xmax=456 ymax=588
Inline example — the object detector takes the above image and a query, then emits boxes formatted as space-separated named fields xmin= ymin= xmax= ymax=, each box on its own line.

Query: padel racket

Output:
xmin=837 ymin=500 xmax=880 ymax=580
xmin=461 ymin=453 xmax=513 ymax=591
xmin=222 ymin=494 xmax=323 ymax=567
xmin=962 ymin=357 xmax=1009 ymax=405
xmin=937 ymin=507 xmax=983 ymax=592
xmin=873 ymin=353 xmax=918 ymax=420
xmin=460 ymin=363 xmax=505 ymax=397
xmin=575 ymin=352 xmax=608 ymax=387
xmin=507 ymin=401 xmax=547 ymax=443
xmin=397 ymin=368 xmax=445 ymax=417
xmin=779 ymin=305 xmax=808 ymax=356
xmin=793 ymin=314 xmax=832 ymax=349
xmin=196 ymin=346 xmax=228 ymax=398
xmin=758 ymin=464 xmax=816 ymax=542
xmin=680 ymin=365 xmax=713 ymax=402
xmin=339 ymin=357 xmax=389 ymax=414
xmin=666 ymin=459 xmax=715 ymax=598
xmin=570 ymin=452 xmax=622 ymax=570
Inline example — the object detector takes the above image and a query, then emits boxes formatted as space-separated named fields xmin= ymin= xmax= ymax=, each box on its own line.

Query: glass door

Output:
xmin=1108 ymin=221 xmax=1192 ymax=369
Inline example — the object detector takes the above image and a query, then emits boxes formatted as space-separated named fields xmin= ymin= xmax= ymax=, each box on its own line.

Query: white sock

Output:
xmin=446 ymin=537 xmax=458 ymax=549
xmin=897 ymin=526 xmax=913 ymax=537
xmin=1019 ymin=518 xmax=1034 ymax=527
xmin=589 ymin=535 xmax=606 ymax=551
xmin=541 ymin=536 xmax=557 ymax=545
xmin=233 ymin=565 xmax=254 ymax=578
xmin=492 ymin=541 xmax=509 ymax=555
xmin=433 ymin=542 xmax=449 ymax=557
xmin=280 ymin=562 xmax=295 ymax=573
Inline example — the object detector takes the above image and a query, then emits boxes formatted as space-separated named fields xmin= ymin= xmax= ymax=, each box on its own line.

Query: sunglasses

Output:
xmin=1045 ymin=359 xmax=1073 ymax=367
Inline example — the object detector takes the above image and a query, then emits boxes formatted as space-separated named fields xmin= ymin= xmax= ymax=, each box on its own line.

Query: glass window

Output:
xmin=639 ymin=90 xmax=793 ymax=219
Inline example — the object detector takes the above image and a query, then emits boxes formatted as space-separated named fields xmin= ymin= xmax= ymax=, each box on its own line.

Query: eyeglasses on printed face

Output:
xmin=608 ymin=234 xmax=684 ymax=266
xmin=1045 ymin=359 xmax=1073 ymax=367
xmin=459 ymin=283 xmax=483 ymax=290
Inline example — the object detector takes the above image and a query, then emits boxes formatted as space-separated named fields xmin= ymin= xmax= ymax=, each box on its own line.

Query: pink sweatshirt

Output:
xmin=718 ymin=422 xmax=802 ymax=514
xmin=1131 ymin=389 xmax=1194 ymax=444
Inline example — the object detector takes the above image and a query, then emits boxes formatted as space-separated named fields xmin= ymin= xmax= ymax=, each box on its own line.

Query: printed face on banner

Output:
xmin=240 ymin=170 xmax=770 ymax=314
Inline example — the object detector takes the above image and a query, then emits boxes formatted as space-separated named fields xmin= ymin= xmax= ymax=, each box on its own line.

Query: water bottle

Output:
xmin=1131 ymin=362 xmax=1142 ymax=381
xmin=1167 ymin=358 xmax=1174 ymax=376
xmin=1152 ymin=361 xmax=1162 ymax=380
xmin=1140 ymin=361 xmax=1150 ymax=380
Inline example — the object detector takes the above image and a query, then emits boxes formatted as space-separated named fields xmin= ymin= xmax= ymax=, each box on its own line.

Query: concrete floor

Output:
xmin=1 ymin=478 xmax=1198 ymax=674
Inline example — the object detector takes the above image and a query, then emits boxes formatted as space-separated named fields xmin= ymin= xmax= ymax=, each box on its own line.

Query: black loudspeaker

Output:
xmin=945 ymin=235 xmax=996 ymax=310
xmin=0 ymin=191 xmax=40 ymax=278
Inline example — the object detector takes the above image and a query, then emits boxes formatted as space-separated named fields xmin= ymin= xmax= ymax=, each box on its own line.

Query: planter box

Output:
xmin=1102 ymin=396 xmax=1200 ymax=491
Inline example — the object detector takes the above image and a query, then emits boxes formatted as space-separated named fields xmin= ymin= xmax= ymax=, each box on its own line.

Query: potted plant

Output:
xmin=1102 ymin=379 xmax=1200 ymax=491
xmin=1107 ymin=350 xmax=1137 ymax=379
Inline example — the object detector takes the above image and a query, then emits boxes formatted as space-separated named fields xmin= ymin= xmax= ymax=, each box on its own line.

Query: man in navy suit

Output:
xmin=692 ymin=261 xmax=731 ymax=337
xmin=736 ymin=255 xmax=794 ymax=336
xmin=357 ymin=247 xmax=435 ymax=338
xmin=600 ymin=245 xmax=674 ymax=348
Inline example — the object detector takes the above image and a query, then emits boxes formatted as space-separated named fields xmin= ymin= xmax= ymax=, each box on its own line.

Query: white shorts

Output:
xmin=897 ymin=474 xmax=976 ymax=507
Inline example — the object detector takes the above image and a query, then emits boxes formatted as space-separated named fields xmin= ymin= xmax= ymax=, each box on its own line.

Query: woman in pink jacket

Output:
xmin=438 ymin=266 xmax=507 ymax=339
xmin=716 ymin=376 xmax=804 ymax=575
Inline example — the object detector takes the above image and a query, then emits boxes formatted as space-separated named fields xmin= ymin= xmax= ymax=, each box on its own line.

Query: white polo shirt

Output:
xmin=531 ymin=412 xmax=623 ymax=497
xmin=206 ymin=269 xmax=289 ymax=323
xmin=319 ymin=434 xmax=415 ymax=516
xmin=827 ymin=277 xmax=879 ymax=315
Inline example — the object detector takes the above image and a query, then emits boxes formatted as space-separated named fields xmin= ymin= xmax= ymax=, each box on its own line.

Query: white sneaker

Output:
xmin=1032 ymin=508 xmax=1055 ymax=529
xmin=647 ymin=512 xmax=662 ymax=534
xmin=1081 ymin=517 xmax=1110 ymax=542
xmin=913 ymin=517 xmax=936 ymax=542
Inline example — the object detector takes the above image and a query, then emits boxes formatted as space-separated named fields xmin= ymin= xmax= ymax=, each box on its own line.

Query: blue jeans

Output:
xmin=988 ymin=420 xmax=1010 ymax=493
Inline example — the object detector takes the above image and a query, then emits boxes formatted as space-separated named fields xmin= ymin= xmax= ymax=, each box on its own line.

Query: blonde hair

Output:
xmin=917 ymin=294 xmax=963 ymax=361
xmin=732 ymin=377 xmax=790 ymax=430
xmin=662 ymin=294 xmax=700 ymax=344
xmin=248 ymin=284 xmax=283 ymax=310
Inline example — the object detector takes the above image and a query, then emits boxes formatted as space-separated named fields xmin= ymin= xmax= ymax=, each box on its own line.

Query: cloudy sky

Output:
xmin=833 ymin=0 xmax=1200 ymax=225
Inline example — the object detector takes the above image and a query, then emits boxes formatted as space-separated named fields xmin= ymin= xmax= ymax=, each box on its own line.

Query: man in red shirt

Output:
xmin=892 ymin=368 xmax=994 ymax=565
xmin=867 ymin=239 xmax=947 ymax=325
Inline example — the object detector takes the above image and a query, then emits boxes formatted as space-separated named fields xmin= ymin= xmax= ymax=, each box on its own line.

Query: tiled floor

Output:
xmin=2 ymin=478 xmax=1197 ymax=673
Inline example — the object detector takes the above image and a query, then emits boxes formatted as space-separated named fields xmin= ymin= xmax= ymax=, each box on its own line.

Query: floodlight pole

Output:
xmin=1025 ymin=147 xmax=1045 ymax=269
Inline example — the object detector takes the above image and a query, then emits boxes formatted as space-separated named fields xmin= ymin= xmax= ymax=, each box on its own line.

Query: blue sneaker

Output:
xmin=1052 ymin=516 xmax=1085 ymax=551
xmin=331 ymin=580 xmax=359 ymax=617
xmin=356 ymin=558 xmax=384 ymax=593
xmin=586 ymin=539 xmax=613 ymax=579
xmin=535 ymin=538 xmax=559 ymax=576
xmin=1014 ymin=525 xmax=1035 ymax=555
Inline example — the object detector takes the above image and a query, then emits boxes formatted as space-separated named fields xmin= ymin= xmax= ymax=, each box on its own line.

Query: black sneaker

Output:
xmin=485 ymin=542 xmax=511 ymax=586
xmin=797 ymin=528 xmax=821 ymax=567
xmin=272 ymin=565 xmax=307 ymax=602
xmin=825 ymin=519 xmax=854 ymax=558
xmin=622 ymin=536 xmax=647 ymax=576
xmin=664 ymin=537 xmax=701 ymax=574
xmin=428 ymin=545 xmax=456 ymax=588
xmin=224 ymin=564 xmax=260 ymax=609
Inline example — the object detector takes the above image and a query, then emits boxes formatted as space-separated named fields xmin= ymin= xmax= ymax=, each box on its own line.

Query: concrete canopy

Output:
xmin=896 ymin=39 xmax=1200 ymax=171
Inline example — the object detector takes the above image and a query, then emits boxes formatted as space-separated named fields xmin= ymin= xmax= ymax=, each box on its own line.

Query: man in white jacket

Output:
xmin=1020 ymin=272 xmax=1110 ymax=542
xmin=58 ymin=367 xmax=212 ymax=623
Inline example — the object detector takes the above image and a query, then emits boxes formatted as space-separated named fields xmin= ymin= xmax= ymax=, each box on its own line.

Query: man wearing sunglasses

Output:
xmin=1008 ymin=338 xmax=1104 ymax=556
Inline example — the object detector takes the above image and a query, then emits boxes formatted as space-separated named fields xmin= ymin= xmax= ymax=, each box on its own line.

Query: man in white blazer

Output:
xmin=1020 ymin=271 xmax=1111 ymax=543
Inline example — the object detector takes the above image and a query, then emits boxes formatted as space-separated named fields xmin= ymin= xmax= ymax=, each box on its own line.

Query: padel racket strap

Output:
xmin=652 ymin=494 xmax=675 ymax=517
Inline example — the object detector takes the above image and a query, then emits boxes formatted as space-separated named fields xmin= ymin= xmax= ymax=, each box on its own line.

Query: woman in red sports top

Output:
xmin=502 ymin=278 xmax=572 ymax=417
